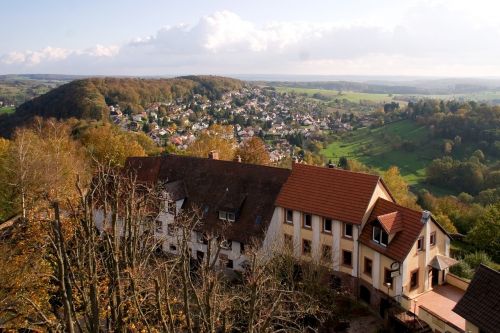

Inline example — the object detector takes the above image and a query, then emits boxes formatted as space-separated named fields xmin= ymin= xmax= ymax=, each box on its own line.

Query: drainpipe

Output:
xmin=356 ymin=225 xmax=361 ymax=299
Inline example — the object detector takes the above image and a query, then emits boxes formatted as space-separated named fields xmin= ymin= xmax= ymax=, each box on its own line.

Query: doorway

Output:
xmin=359 ymin=285 xmax=371 ymax=304
xmin=432 ymin=268 xmax=439 ymax=287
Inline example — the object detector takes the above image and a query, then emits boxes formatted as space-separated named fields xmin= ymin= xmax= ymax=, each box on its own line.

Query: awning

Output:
xmin=429 ymin=255 xmax=458 ymax=270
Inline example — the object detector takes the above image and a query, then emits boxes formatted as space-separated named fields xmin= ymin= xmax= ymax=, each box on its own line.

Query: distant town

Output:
xmin=109 ymin=86 xmax=382 ymax=162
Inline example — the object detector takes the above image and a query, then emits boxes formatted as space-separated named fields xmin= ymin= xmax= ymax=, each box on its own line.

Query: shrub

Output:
xmin=450 ymin=260 xmax=473 ymax=280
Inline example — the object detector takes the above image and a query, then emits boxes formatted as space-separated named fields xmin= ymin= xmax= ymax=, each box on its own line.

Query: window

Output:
xmin=284 ymin=234 xmax=293 ymax=250
xmin=302 ymin=239 xmax=311 ymax=256
xmin=219 ymin=211 xmax=236 ymax=222
xmin=167 ymin=200 xmax=176 ymax=215
xmin=303 ymin=214 xmax=312 ymax=229
xmin=410 ymin=269 xmax=419 ymax=289
xmin=384 ymin=268 xmax=393 ymax=288
xmin=430 ymin=232 xmax=436 ymax=246
xmin=322 ymin=245 xmax=332 ymax=260
xmin=169 ymin=244 xmax=177 ymax=252
xmin=240 ymin=242 xmax=245 ymax=254
xmin=323 ymin=218 xmax=332 ymax=233
xmin=285 ymin=209 xmax=293 ymax=224
xmin=373 ymin=226 xmax=388 ymax=247
xmin=197 ymin=232 xmax=208 ymax=244
xmin=226 ymin=259 xmax=234 ymax=269
xmin=219 ymin=254 xmax=229 ymax=267
xmin=221 ymin=239 xmax=232 ymax=250
xmin=344 ymin=223 xmax=353 ymax=238
xmin=364 ymin=257 xmax=373 ymax=277
xmin=155 ymin=220 xmax=163 ymax=232
xmin=417 ymin=237 xmax=424 ymax=251
xmin=342 ymin=250 xmax=352 ymax=267
xmin=167 ymin=224 xmax=175 ymax=236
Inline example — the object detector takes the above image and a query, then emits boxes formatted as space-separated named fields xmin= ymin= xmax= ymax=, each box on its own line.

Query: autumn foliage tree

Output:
xmin=186 ymin=124 xmax=236 ymax=160
xmin=382 ymin=166 xmax=420 ymax=210
xmin=81 ymin=123 xmax=147 ymax=167
xmin=235 ymin=137 xmax=270 ymax=165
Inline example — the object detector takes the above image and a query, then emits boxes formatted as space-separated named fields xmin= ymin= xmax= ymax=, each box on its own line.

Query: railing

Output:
xmin=389 ymin=308 xmax=426 ymax=331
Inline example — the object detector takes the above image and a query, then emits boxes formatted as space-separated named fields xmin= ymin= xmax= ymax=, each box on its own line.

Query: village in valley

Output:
xmin=109 ymin=86 xmax=377 ymax=162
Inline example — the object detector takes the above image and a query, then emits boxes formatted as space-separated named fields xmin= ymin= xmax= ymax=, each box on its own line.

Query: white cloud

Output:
xmin=1 ymin=4 xmax=500 ymax=76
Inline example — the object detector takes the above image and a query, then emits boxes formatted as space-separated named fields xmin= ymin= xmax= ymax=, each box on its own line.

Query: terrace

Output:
xmin=413 ymin=284 xmax=466 ymax=333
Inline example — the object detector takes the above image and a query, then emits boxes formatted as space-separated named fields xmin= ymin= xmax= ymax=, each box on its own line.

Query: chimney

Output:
xmin=421 ymin=210 xmax=431 ymax=224
xmin=208 ymin=150 xmax=219 ymax=160
xmin=327 ymin=159 xmax=335 ymax=168
xmin=234 ymin=154 xmax=242 ymax=163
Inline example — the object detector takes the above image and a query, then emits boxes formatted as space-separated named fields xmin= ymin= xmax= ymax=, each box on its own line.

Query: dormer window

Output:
xmin=219 ymin=211 xmax=236 ymax=222
xmin=373 ymin=226 xmax=388 ymax=247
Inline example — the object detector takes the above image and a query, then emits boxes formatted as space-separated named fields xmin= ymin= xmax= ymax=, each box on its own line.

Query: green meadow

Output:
xmin=275 ymin=86 xmax=398 ymax=103
xmin=0 ymin=106 xmax=15 ymax=114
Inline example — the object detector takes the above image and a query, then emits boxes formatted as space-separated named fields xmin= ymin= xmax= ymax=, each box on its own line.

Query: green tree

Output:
xmin=466 ymin=203 xmax=500 ymax=262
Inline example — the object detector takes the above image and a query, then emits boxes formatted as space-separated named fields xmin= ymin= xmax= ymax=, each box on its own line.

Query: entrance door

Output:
xmin=359 ymin=285 xmax=371 ymax=304
xmin=432 ymin=268 xmax=439 ymax=287
xmin=379 ymin=298 xmax=390 ymax=318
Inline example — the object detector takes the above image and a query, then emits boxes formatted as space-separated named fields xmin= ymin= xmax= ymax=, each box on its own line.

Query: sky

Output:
xmin=1 ymin=0 xmax=500 ymax=77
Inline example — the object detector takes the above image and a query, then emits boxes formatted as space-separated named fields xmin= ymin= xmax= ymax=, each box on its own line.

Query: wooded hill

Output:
xmin=0 ymin=75 xmax=243 ymax=137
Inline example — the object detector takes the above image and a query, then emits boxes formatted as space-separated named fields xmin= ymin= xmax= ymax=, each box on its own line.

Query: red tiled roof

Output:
xmin=377 ymin=211 xmax=403 ymax=234
xmin=275 ymin=163 xmax=384 ymax=225
xmin=359 ymin=198 xmax=426 ymax=262
xmin=453 ymin=265 xmax=500 ymax=333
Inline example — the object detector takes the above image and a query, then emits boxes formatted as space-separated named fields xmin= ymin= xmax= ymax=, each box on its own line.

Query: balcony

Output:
xmin=410 ymin=283 xmax=466 ymax=333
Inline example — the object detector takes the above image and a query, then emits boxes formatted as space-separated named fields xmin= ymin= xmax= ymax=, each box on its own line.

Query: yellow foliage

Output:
xmin=235 ymin=137 xmax=270 ymax=165
xmin=185 ymin=124 xmax=236 ymax=160
xmin=81 ymin=123 xmax=146 ymax=166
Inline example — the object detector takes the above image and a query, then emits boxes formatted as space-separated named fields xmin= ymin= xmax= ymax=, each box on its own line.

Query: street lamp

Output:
xmin=384 ymin=282 xmax=391 ymax=296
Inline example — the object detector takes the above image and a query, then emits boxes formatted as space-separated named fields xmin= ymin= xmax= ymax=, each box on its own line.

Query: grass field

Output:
xmin=398 ymin=91 xmax=500 ymax=103
xmin=275 ymin=86 xmax=398 ymax=103
xmin=276 ymin=86 xmax=500 ymax=105
xmin=322 ymin=120 xmax=434 ymax=183
xmin=0 ymin=106 xmax=15 ymax=114
xmin=321 ymin=119 xmax=483 ymax=195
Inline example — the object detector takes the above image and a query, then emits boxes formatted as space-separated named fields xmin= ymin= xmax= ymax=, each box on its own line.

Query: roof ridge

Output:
xmin=293 ymin=162 xmax=381 ymax=180
xmin=163 ymin=154 xmax=291 ymax=172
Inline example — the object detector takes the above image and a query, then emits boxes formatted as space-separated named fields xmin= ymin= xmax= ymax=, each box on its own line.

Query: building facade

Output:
xmin=95 ymin=153 xmax=460 ymax=330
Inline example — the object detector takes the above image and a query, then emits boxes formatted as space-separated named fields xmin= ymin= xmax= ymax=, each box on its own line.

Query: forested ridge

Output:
xmin=0 ymin=76 xmax=243 ymax=137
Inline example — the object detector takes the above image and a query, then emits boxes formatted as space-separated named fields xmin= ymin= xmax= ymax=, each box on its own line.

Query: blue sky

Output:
xmin=1 ymin=0 xmax=500 ymax=76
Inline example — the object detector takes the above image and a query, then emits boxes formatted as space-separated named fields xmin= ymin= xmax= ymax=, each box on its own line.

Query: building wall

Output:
xmin=465 ymin=321 xmax=479 ymax=333
xmin=403 ymin=219 xmax=448 ymax=298
xmin=359 ymin=245 xmax=403 ymax=300
xmin=278 ymin=207 xmax=359 ymax=276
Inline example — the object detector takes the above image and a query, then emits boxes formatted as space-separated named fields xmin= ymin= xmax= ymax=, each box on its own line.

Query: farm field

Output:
xmin=275 ymin=86 xmax=500 ymax=105
xmin=275 ymin=86 xmax=399 ymax=103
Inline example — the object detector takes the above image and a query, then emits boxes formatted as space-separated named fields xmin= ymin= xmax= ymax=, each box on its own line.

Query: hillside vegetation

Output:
xmin=0 ymin=75 xmax=243 ymax=137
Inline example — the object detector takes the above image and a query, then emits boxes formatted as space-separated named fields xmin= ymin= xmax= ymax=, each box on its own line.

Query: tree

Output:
xmin=382 ymin=166 xmax=420 ymax=210
xmin=186 ymin=124 xmax=236 ymax=161
xmin=466 ymin=203 xmax=500 ymax=262
xmin=235 ymin=137 xmax=270 ymax=165
xmin=0 ymin=118 xmax=89 ymax=219
xmin=81 ymin=123 xmax=146 ymax=167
